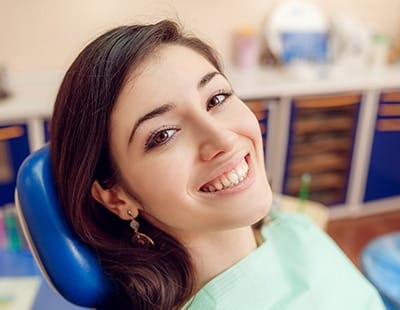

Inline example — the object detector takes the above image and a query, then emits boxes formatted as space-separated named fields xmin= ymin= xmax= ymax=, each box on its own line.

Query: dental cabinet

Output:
xmin=1 ymin=66 xmax=400 ymax=219
xmin=227 ymin=64 xmax=400 ymax=219
xmin=0 ymin=72 xmax=59 ymax=206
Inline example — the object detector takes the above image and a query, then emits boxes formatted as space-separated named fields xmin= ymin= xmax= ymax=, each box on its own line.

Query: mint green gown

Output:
xmin=183 ymin=211 xmax=385 ymax=310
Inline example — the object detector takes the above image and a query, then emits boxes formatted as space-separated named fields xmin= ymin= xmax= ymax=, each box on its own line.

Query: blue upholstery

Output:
xmin=360 ymin=232 xmax=400 ymax=310
xmin=15 ymin=144 xmax=112 ymax=308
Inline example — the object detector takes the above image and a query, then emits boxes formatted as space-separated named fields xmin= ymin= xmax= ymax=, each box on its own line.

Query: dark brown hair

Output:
xmin=50 ymin=20 xmax=222 ymax=309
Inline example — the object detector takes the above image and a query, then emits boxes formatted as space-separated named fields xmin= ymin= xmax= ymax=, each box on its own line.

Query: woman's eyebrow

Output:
xmin=198 ymin=71 xmax=222 ymax=89
xmin=128 ymin=103 xmax=175 ymax=144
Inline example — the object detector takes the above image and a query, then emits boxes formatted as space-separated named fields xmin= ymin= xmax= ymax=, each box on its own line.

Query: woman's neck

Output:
xmin=184 ymin=226 xmax=257 ymax=290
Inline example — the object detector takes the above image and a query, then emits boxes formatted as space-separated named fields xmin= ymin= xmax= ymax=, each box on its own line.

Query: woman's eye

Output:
xmin=145 ymin=128 xmax=177 ymax=150
xmin=207 ymin=91 xmax=232 ymax=111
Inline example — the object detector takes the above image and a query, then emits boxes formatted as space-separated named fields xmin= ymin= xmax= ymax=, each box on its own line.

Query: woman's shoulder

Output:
xmin=259 ymin=210 xmax=350 ymax=270
xmin=259 ymin=210 xmax=385 ymax=309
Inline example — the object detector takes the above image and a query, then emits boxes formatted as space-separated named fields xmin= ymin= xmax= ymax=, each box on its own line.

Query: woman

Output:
xmin=50 ymin=20 xmax=384 ymax=309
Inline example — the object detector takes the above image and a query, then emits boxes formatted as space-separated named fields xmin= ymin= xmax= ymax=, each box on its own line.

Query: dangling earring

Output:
xmin=127 ymin=210 xmax=154 ymax=249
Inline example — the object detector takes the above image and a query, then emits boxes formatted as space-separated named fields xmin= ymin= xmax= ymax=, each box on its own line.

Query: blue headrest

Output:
xmin=15 ymin=144 xmax=112 ymax=307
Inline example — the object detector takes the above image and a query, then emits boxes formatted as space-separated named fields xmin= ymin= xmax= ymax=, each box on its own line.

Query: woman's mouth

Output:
xmin=200 ymin=157 xmax=249 ymax=193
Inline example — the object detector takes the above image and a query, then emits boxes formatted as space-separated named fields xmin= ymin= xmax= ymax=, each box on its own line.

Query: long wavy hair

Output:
xmin=50 ymin=20 xmax=222 ymax=309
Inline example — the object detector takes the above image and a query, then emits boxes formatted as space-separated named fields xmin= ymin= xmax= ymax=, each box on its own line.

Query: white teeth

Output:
xmin=201 ymin=157 xmax=250 ymax=193
xmin=221 ymin=175 xmax=231 ymax=187
xmin=213 ymin=181 xmax=224 ymax=191
xmin=242 ymin=160 xmax=248 ymax=171
xmin=227 ymin=171 xmax=239 ymax=184
xmin=236 ymin=165 xmax=245 ymax=177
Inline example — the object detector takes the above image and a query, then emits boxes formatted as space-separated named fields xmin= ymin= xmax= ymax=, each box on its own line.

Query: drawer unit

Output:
xmin=283 ymin=93 xmax=361 ymax=206
xmin=364 ymin=90 xmax=400 ymax=202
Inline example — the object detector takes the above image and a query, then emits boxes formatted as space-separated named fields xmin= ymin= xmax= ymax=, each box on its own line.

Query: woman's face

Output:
xmin=108 ymin=44 xmax=272 ymax=240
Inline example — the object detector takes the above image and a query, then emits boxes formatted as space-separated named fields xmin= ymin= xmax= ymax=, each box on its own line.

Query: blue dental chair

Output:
xmin=15 ymin=144 xmax=112 ymax=308
xmin=360 ymin=232 xmax=400 ymax=310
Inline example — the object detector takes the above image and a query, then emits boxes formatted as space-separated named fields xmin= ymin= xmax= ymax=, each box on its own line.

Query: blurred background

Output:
xmin=0 ymin=0 xmax=400 ymax=72
xmin=0 ymin=1 xmax=400 ymax=309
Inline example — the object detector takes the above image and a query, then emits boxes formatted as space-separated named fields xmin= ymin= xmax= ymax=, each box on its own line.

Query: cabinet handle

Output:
xmin=295 ymin=94 xmax=360 ymax=108
xmin=376 ymin=118 xmax=400 ymax=131
xmin=379 ymin=103 xmax=400 ymax=117
xmin=0 ymin=126 xmax=25 ymax=141
xmin=381 ymin=92 xmax=400 ymax=102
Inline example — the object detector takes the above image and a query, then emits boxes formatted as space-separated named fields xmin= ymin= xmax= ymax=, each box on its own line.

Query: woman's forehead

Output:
xmin=118 ymin=45 xmax=217 ymax=105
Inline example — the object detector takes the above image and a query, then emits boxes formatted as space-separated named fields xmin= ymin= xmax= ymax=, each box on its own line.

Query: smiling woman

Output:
xmin=50 ymin=20 xmax=385 ymax=309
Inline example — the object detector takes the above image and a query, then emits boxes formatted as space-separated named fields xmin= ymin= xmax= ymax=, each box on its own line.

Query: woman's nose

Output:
xmin=198 ymin=119 xmax=237 ymax=161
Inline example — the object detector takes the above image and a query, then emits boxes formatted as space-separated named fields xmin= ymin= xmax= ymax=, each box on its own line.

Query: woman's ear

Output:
xmin=91 ymin=180 xmax=139 ymax=220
